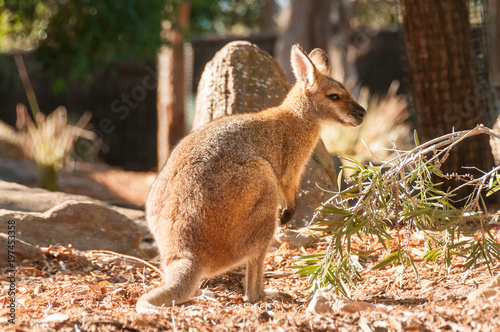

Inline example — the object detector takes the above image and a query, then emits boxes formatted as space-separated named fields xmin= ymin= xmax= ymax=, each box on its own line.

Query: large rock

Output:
xmin=467 ymin=275 xmax=500 ymax=302
xmin=0 ymin=200 xmax=142 ymax=256
xmin=0 ymin=180 xmax=146 ymax=261
xmin=271 ymin=227 xmax=317 ymax=249
xmin=193 ymin=41 xmax=338 ymax=228
xmin=0 ymin=179 xmax=101 ymax=212
xmin=0 ymin=180 xmax=149 ymax=236
xmin=0 ymin=233 xmax=45 ymax=268
xmin=193 ymin=41 xmax=290 ymax=129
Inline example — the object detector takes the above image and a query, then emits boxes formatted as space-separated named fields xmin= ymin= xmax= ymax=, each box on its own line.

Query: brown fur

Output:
xmin=136 ymin=45 xmax=366 ymax=313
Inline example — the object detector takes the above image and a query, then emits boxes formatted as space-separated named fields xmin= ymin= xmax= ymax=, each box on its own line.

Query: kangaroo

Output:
xmin=136 ymin=45 xmax=366 ymax=313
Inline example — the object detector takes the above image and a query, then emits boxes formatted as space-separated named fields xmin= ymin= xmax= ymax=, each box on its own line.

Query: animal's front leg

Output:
xmin=279 ymin=190 xmax=297 ymax=225
xmin=279 ymin=203 xmax=296 ymax=225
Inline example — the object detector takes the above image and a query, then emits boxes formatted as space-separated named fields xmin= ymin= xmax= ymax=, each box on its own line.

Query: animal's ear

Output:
xmin=291 ymin=44 xmax=317 ymax=88
xmin=308 ymin=48 xmax=330 ymax=76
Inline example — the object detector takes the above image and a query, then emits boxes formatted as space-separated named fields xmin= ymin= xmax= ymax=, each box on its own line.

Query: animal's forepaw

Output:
xmin=279 ymin=208 xmax=294 ymax=225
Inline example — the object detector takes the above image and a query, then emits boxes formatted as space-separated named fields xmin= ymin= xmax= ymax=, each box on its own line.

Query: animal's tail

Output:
xmin=136 ymin=258 xmax=200 ymax=313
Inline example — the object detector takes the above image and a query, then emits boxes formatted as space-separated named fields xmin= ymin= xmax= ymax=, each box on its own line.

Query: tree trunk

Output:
xmin=490 ymin=0 xmax=500 ymax=89
xmin=401 ymin=0 xmax=494 ymax=196
xmin=330 ymin=0 xmax=357 ymax=83
xmin=274 ymin=0 xmax=332 ymax=83
xmin=259 ymin=0 xmax=276 ymax=33
xmin=275 ymin=0 xmax=358 ymax=91
xmin=157 ymin=0 xmax=190 ymax=170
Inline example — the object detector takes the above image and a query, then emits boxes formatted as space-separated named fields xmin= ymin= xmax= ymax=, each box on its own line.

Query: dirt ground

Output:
xmin=1 ymin=167 xmax=499 ymax=331
xmin=1 ymin=235 xmax=499 ymax=332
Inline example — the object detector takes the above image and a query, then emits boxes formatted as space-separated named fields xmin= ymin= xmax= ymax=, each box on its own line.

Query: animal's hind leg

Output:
xmin=239 ymin=165 xmax=281 ymax=302
xmin=244 ymin=250 xmax=267 ymax=301
xmin=136 ymin=257 xmax=201 ymax=312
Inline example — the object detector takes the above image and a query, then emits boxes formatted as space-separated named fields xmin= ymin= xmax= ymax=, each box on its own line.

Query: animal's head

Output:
xmin=290 ymin=45 xmax=366 ymax=126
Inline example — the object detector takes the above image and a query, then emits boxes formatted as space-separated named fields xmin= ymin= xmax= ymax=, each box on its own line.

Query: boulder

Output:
xmin=0 ymin=180 xmax=149 ymax=237
xmin=193 ymin=41 xmax=290 ymax=128
xmin=0 ymin=233 xmax=45 ymax=268
xmin=272 ymin=227 xmax=317 ymax=249
xmin=0 ymin=180 xmax=145 ymax=258
xmin=0 ymin=200 xmax=142 ymax=257
xmin=306 ymin=287 xmax=374 ymax=314
xmin=467 ymin=275 xmax=500 ymax=302
xmin=193 ymin=41 xmax=338 ymax=228
xmin=0 ymin=179 xmax=101 ymax=212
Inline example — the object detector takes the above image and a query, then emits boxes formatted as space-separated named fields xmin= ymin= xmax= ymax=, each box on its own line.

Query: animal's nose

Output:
xmin=355 ymin=103 xmax=366 ymax=119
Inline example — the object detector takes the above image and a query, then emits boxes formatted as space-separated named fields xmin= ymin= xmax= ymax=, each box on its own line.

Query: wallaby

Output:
xmin=136 ymin=45 xmax=366 ymax=313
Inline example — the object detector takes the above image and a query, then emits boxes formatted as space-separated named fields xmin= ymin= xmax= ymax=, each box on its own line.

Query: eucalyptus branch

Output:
xmin=296 ymin=125 xmax=500 ymax=297
xmin=385 ymin=125 xmax=499 ymax=167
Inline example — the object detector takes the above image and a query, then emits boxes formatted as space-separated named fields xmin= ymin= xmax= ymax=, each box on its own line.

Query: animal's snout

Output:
xmin=355 ymin=103 xmax=366 ymax=119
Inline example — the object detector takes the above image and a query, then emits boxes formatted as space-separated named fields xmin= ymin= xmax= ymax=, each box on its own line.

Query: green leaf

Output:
xmin=371 ymin=251 xmax=399 ymax=270
xmin=486 ymin=185 xmax=500 ymax=197
xmin=406 ymin=253 xmax=420 ymax=283
xmin=423 ymin=247 xmax=442 ymax=264
xmin=344 ymin=156 xmax=365 ymax=170
xmin=319 ymin=206 xmax=351 ymax=216
xmin=337 ymin=168 xmax=344 ymax=191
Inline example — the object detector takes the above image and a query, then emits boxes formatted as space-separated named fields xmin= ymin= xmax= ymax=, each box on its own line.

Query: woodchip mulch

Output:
xmin=1 ymin=228 xmax=499 ymax=332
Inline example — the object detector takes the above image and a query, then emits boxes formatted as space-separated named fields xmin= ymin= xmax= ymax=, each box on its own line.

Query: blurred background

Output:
xmin=0 ymin=0 xmax=499 ymax=200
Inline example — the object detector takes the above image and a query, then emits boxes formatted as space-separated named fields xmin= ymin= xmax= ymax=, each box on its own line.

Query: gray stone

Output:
xmin=193 ymin=41 xmax=290 ymax=129
xmin=272 ymin=227 xmax=317 ymax=249
xmin=0 ymin=200 xmax=143 ymax=257
xmin=0 ymin=180 xmax=149 ymax=237
xmin=112 ymin=205 xmax=149 ymax=238
xmin=467 ymin=275 xmax=500 ymax=302
xmin=193 ymin=41 xmax=338 ymax=228
xmin=306 ymin=287 xmax=374 ymax=314
xmin=0 ymin=179 xmax=101 ymax=212
xmin=139 ymin=241 xmax=158 ymax=260
xmin=0 ymin=232 xmax=45 ymax=268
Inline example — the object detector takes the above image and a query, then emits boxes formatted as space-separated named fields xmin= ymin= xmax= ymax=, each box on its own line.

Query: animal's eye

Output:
xmin=328 ymin=94 xmax=340 ymax=101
